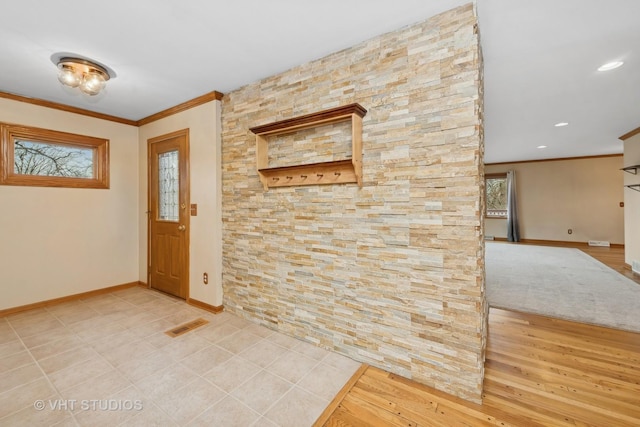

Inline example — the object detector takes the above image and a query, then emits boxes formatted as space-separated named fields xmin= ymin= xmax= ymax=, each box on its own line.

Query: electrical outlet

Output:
xmin=203 ymin=273 xmax=208 ymax=284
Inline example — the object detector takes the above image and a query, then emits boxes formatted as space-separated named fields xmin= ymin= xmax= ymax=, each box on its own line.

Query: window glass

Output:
xmin=0 ymin=123 xmax=109 ymax=189
xmin=486 ymin=174 xmax=507 ymax=218
xmin=158 ymin=150 xmax=179 ymax=221
xmin=14 ymin=140 xmax=94 ymax=178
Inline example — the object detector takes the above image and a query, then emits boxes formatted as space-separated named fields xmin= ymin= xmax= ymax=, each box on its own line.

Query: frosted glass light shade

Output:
xmin=57 ymin=66 xmax=81 ymax=88
xmin=79 ymin=71 xmax=106 ymax=96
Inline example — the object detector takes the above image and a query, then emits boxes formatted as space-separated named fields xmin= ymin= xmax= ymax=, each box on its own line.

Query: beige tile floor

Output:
xmin=0 ymin=286 xmax=361 ymax=426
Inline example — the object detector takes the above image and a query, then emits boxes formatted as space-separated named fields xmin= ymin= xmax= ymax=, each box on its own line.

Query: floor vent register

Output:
xmin=165 ymin=318 xmax=209 ymax=338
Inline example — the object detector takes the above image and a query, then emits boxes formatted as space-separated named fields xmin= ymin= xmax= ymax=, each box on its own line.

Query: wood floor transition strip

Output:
xmin=313 ymin=364 xmax=369 ymax=426
xmin=165 ymin=318 xmax=209 ymax=337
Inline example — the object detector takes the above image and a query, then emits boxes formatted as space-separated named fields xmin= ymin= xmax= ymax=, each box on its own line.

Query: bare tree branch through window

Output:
xmin=14 ymin=140 xmax=93 ymax=178
xmin=486 ymin=175 xmax=507 ymax=217
xmin=1 ymin=122 xmax=109 ymax=189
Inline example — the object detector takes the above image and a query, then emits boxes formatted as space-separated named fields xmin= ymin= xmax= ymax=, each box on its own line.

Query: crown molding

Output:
xmin=485 ymin=153 xmax=622 ymax=166
xmin=0 ymin=91 xmax=137 ymax=126
xmin=0 ymin=90 xmax=224 ymax=127
xmin=619 ymin=126 xmax=640 ymax=141
xmin=136 ymin=91 xmax=223 ymax=126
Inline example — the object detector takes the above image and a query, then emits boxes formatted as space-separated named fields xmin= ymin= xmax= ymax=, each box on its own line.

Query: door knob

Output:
xmin=178 ymin=225 xmax=186 ymax=231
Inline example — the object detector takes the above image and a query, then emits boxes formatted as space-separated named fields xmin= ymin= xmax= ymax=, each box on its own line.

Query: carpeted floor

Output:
xmin=485 ymin=242 xmax=640 ymax=332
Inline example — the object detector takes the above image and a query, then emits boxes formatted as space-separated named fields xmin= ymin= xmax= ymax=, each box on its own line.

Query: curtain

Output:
xmin=506 ymin=170 xmax=520 ymax=242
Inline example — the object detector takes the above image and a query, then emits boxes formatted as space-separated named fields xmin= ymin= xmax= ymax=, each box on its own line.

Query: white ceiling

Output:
xmin=479 ymin=0 xmax=640 ymax=163
xmin=1 ymin=1 xmax=638 ymax=163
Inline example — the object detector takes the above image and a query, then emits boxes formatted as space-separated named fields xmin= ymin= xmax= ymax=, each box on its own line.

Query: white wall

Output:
xmin=624 ymin=134 xmax=640 ymax=265
xmin=138 ymin=101 xmax=222 ymax=307
xmin=0 ymin=98 xmax=139 ymax=310
xmin=485 ymin=156 xmax=624 ymax=244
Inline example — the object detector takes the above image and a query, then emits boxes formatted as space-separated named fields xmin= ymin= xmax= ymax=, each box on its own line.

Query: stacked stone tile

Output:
xmin=267 ymin=121 xmax=353 ymax=167
xmin=221 ymin=3 xmax=486 ymax=402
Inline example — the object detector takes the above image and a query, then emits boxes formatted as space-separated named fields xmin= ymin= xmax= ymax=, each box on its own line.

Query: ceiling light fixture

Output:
xmin=554 ymin=122 xmax=569 ymax=127
xmin=597 ymin=61 xmax=624 ymax=71
xmin=537 ymin=145 xmax=547 ymax=149
xmin=51 ymin=54 xmax=115 ymax=96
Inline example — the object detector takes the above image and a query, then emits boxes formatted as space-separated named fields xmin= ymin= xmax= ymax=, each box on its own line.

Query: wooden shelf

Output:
xmin=621 ymin=165 xmax=640 ymax=175
xmin=250 ymin=103 xmax=367 ymax=190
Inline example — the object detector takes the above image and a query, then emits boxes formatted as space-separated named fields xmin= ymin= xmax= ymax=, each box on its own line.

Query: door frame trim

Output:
xmin=147 ymin=128 xmax=190 ymax=300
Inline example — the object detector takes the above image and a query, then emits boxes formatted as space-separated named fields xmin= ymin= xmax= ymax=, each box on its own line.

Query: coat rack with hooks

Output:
xmin=249 ymin=103 xmax=367 ymax=190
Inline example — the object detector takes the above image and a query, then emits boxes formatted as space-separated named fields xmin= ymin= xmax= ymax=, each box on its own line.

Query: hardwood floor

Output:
xmin=315 ymin=244 xmax=640 ymax=426
xmin=484 ymin=310 xmax=640 ymax=427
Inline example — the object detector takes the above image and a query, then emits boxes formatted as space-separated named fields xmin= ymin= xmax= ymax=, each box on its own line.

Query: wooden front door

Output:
xmin=148 ymin=130 xmax=189 ymax=299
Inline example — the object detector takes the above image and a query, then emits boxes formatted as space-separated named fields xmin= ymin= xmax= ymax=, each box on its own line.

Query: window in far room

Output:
xmin=0 ymin=122 xmax=109 ymax=189
xmin=485 ymin=173 xmax=507 ymax=218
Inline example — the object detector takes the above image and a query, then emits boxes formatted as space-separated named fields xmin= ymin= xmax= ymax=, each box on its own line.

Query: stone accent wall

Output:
xmin=221 ymin=3 xmax=486 ymax=402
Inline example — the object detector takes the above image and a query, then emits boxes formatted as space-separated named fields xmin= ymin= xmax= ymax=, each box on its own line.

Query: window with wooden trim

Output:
xmin=0 ymin=123 xmax=109 ymax=189
xmin=485 ymin=173 xmax=507 ymax=218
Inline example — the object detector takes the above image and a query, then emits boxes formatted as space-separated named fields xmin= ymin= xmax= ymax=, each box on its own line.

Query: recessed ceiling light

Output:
xmin=537 ymin=145 xmax=547 ymax=149
xmin=554 ymin=122 xmax=569 ymax=127
xmin=598 ymin=61 xmax=624 ymax=71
